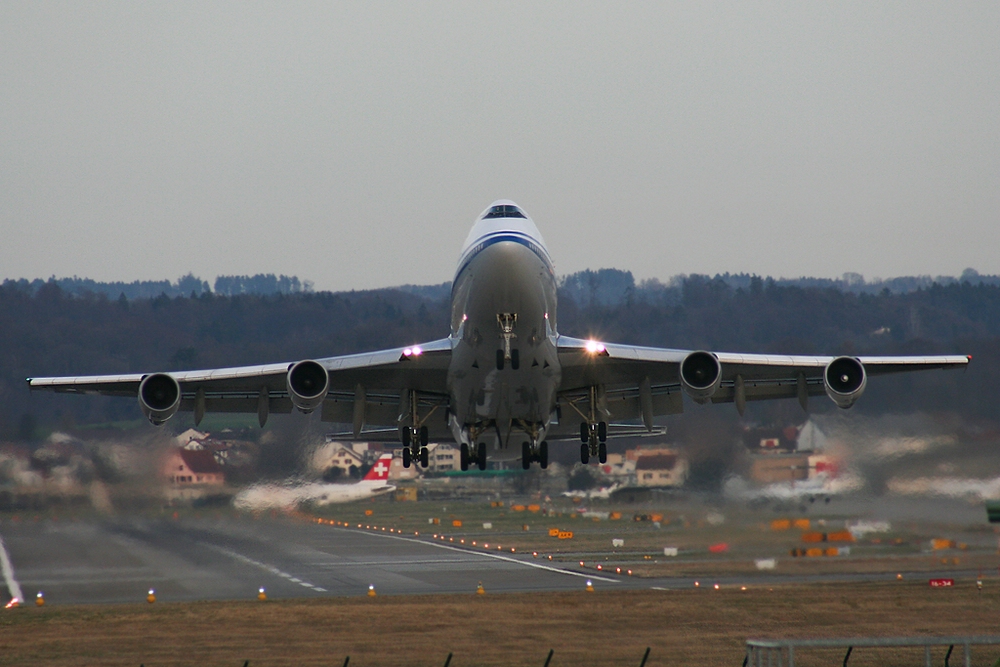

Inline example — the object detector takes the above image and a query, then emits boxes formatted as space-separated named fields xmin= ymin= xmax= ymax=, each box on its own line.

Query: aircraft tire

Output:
xmin=419 ymin=426 xmax=429 ymax=447
xmin=539 ymin=441 xmax=549 ymax=469
xmin=598 ymin=421 xmax=608 ymax=443
xmin=460 ymin=443 xmax=470 ymax=471
xmin=599 ymin=442 xmax=607 ymax=464
xmin=580 ymin=443 xmax=589 ymax=465
xmin=477 ymin=442 xmax=487 ymax=471
xmin=496 ymin=349 xmax=504 ymax=371
xmin=402 ymin=447 xmax=411 ymax=468
xmin=402 ymin=428 xmax=411 ymax=447
xmin=521 ymin=442 xmax=531 ymax=470
xmin=420 ymin=446 xmax=429 ymax=468
xmin=580 ymin=422 xmax=589 ymax=444
xmin=511 ymin=349 xmax=520 ymax=370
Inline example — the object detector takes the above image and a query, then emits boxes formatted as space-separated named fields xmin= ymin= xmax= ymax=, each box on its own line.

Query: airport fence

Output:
xmin=744 ymin=636 xmax=1000 ymax=667
xmin=187 ymin=648 xmax=653 ymax=667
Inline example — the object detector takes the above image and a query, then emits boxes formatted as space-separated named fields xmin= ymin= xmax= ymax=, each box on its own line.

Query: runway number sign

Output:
xmin=929 ymin=578 xmax=954 ymax=588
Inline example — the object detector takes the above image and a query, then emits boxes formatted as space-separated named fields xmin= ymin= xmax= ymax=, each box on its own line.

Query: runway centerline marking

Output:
xmin=0 ymin=533 xmax=23 ymax=603
xmin=198 ymin=542 xmax=327 ymax=593
xmin=332 ymin=528 xmax=620 ymax=583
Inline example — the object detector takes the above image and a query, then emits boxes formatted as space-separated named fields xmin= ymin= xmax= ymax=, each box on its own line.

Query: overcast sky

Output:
xmin=2 ymin=2 xmax=997 ymax=291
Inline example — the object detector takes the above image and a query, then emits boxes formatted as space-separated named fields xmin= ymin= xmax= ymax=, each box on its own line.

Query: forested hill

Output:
xmin=2 ymin=269 xmax=998 ymax=439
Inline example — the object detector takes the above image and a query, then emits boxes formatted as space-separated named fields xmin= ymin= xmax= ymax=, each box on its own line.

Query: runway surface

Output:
xmin=0 ymin=514 xmax=617 ymax=605
xmin=0 ymin=494 xmax=989 ymax=606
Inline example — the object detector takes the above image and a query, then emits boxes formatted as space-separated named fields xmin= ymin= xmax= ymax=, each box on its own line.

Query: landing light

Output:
xmin=584 ymin=340 xmax=607 ymax=355
xmin=401 ymin=346 xmax=424 ymax=359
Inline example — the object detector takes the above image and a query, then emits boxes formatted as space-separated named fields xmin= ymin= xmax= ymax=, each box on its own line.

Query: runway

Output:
xmin=0 ymin=514 xmax=616 ymax=605
xmin=1 ymin=497 xmax=990 ymax=607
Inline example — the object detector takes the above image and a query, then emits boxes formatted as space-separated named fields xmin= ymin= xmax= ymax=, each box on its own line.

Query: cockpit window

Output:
xmin=482 ymin=204 xmax=527 ymax=219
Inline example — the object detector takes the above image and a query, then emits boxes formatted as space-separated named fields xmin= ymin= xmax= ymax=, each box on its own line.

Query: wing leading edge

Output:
xmin=27 ymin=337 xmax=454 ymax=433
xmin=556 ymin=335 xmax=970 ymax=426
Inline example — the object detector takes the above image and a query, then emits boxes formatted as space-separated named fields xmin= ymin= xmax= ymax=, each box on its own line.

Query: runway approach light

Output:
xmin=258 ymin=587 xmax=267 ymax=601
xmin=147 ymin=589 xmax=156 ymax=604
xmin=586 ymin=580 xmax=595 ymax=592
xmin=476 ymin=582 xmax=485 ymax=595
xmin=35 ymin=592 xmax=44 ymax=607
xmin=713 ymin=583 xmax=720 ymax=590
xmin=897 ymin=573 xmax=903 ymax=580
xmin=368 ymin=584 xmax=377 ymax=598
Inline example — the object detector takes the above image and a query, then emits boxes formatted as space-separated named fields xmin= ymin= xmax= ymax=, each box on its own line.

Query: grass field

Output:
xmin=2 ymin=582 xmax=999 ymax=666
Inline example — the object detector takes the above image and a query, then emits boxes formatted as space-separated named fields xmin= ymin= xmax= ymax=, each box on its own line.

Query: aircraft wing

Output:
xmin=555 ymin=335 xmax=970 ymax=426
xmin=27 ymin=337 xmax=454 ymax=432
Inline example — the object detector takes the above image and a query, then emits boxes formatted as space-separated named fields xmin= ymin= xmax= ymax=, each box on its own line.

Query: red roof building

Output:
xmin=163 ymin=447 xmax=225 ymax=486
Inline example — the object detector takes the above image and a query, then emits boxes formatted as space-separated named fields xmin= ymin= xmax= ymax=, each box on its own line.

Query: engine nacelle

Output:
xmin=286 ymin=360 xmax=329 ymax=413
xmin=824 ymin=356 xmax=867 ymax=409
xmin=138 ymin=373 xmax=181 ymax=425
xmin=680 ymin=351 xmax=722 ymax=402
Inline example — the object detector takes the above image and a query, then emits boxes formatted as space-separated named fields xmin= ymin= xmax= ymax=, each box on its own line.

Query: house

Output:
xmin=634 ymin=452 xmax=688 ymax=488
xmin=311 ymin=442 xmax=365 ymax=478
xmin=425 ymin=443 xmax=460 ymax=473
xmin=163 ymin=447 xmax=225 ymax=486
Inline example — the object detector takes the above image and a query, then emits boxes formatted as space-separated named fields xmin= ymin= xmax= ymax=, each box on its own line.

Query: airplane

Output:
xmin=233 ymin=453 xmax=395 ymax=510
xmin=28 ymin=200 xmax=970 ymax=472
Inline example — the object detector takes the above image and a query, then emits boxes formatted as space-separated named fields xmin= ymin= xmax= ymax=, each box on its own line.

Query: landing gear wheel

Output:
xmin=460 ymin=443 xmax=470 ymax=472
xmin=477 ymin=442 xmax=487 ymax=471
xmin=539 ymin=441 xmax=549 ymax=469
xmin=580 ymin=443 xmax=590 ymax=464
xmin=598 ymin=421 xmax=608 ymax=443
xmin=496 ymin=349 xmax=505 ymax=371
xmin=419 ymin=426 xmax=429 ymax=447
xmin=402 ymin=428 xmax=412 ymax=447
xmin=598 ymin=441 xmax=607 ymax=464
xmin=402 ymin=446 xmax=411 ymax=468
xmin=522 ymin=442 xmax=531 ymax=470
xmin=420 ymin=446 xmax=429 ymax=468
xmin=580 ymin=422 xmax=589 ymax=444
xmin=511 ymin=348 xmax=520 ymax=370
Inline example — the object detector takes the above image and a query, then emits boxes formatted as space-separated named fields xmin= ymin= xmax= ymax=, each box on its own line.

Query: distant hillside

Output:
xmin=3 ymin=267 xmax=999 ymax=438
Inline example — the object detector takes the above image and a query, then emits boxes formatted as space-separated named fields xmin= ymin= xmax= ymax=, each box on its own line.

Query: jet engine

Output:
xmin=138 ymin=373 xmax=181 ymax=425
xmin=286 ymin=360 xmax=329 ymax=413
xmin=824 ymin=356 xmax=867 ymax=408
xmin=680 ymin=351 xmax=722 ymax=402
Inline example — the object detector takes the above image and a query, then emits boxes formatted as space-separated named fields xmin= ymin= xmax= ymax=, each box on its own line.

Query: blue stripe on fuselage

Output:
xmin=454 ymin=232 xmax=554 ymax=284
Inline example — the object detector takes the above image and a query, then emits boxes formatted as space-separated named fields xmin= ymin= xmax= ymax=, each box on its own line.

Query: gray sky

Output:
xmin=2 ymin=2 xmax=998 ymax=292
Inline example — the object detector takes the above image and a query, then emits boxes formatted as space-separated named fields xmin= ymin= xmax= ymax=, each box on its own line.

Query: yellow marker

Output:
xmin=476 ymin=582 xmax=485 ymax=595
xmin=35 ymin=592 xmax=44 ymax=607
xmin=368 ymin=584 xmax=377 ymax=598
xmin=147 ymin=589 xmax=156 ymax=604
xmin=257 ymin=587 xmax=267 ymax=601
xmin=585 ymin=579 xmax=594 ymax=592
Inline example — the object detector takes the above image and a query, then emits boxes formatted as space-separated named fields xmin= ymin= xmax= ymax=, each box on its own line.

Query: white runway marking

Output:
xmin=199 ymin=542 xmax=327 ymax=593
xmin=0 ymin=533 xmax=24 ymax=603
xmin=344 ymin=528 xmax=620 ymax=583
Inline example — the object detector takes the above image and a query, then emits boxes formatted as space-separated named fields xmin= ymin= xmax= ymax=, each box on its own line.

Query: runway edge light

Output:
xmin=368 ymin=584 xmax=377 ymax=598
xmin=35 ymin=592 xmax=44 ymax=607
xmin=586 ymin=579 xmax=594 ymax=592
xmin=476 ymin=582 xmax=485 ymax=595
xmin=258 ymin=587 xmax=267 ymax=601
xmin=147 ymin=589 xmax=156 ymax=604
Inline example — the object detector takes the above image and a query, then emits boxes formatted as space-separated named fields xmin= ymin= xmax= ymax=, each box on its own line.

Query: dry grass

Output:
xmin=2 ymin=582 xmax=999 ymax=666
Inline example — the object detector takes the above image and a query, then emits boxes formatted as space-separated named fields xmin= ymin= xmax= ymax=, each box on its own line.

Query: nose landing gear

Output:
xmin=521 ymin=440 xmax=549 ymax=470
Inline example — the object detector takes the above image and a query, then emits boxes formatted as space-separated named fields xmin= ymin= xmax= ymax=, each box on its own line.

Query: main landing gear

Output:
xmin=460 ymin=442 xmax=487 ymax=472
xmin=580 ymin=421 xmax=608 ymax=465
xmin=521 ymin=441 xmax=549 ymax=470
xmin=401 ymin=425 xmax=429 ymax=469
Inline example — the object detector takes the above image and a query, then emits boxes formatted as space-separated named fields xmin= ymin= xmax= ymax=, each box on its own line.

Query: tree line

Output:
xmin=1 ymin=270 xmax=997 ymax=440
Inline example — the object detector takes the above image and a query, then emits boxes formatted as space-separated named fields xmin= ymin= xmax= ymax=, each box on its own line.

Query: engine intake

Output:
xmin=287 ymin=360 xmax=329 ymax=413
xmin=680 ymin=351 xmax=722 ymax=402
xmin=138 ymin=373 xmax=181 ymax=425
xmin=824 ymin=356 xmax=867 ymax=409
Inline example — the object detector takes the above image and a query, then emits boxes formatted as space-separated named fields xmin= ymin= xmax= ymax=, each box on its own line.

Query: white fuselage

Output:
xmin=446 ymin=201 xmax=561 ymax=457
